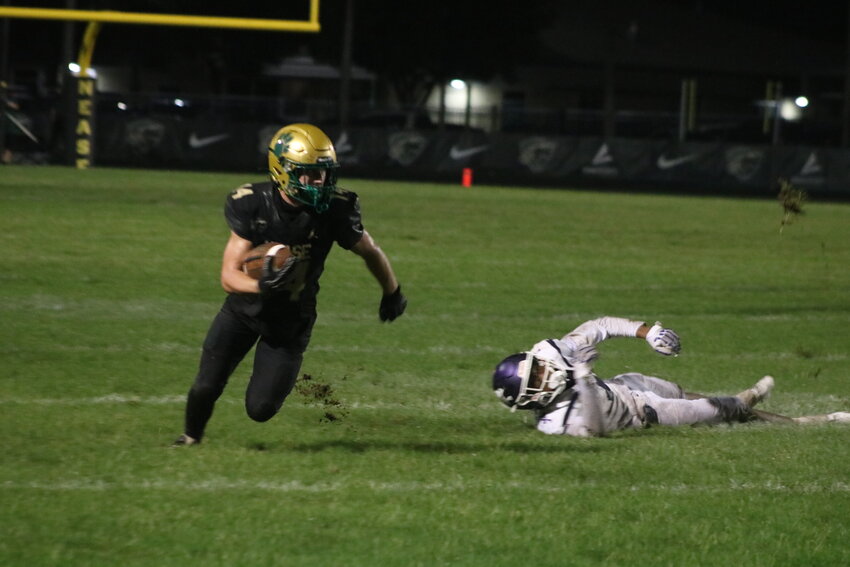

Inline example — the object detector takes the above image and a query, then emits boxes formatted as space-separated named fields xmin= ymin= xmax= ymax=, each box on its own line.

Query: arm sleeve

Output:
xmin=561 ymin=316 xmax=645 ymax=347
xmin=331 ymin=191 xmax=365 ymax=250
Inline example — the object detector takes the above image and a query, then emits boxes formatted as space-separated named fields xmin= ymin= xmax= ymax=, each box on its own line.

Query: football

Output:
xmin=242 ymin=242 xmax=293 ymax=280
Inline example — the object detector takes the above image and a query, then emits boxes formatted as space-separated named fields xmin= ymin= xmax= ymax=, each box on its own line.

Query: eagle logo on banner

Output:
xmin=519 ymin=137 xmax=558 ymax=173
xmin=725 ymin=146 xmax=764 ymax=182
xmin=388 ymin=131 xmax=428 ymax=166
xmin=125 ymin=119 xmax=166 ymax=157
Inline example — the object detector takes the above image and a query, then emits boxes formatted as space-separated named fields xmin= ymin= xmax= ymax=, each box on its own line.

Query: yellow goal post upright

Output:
xmin=0 ymin=2 xmax=321 ymax=168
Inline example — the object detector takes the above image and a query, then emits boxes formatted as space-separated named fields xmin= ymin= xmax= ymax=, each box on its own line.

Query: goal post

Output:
xmin=0 ymin=2 xmax=322 ymax=167
xmin=0 ymin=4 xmax=320 ymax=32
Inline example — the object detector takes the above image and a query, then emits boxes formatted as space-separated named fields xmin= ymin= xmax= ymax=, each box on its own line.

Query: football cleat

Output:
xmin=268 ymin=123 xmax=339 ymax=212
xmin=826 ymin=412 xmax=850 ymax=423
xmin=171 ymin=433 xmax=200 ymax=447
xmin=736 ymin=375 xmax=774 ymax=408
xmin=793 ymin=412 xmax=850 ymax=424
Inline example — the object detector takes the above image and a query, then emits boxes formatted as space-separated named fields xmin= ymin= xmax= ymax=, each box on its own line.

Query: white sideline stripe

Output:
xmin=3 ymin=479 xmax=850 ymax=494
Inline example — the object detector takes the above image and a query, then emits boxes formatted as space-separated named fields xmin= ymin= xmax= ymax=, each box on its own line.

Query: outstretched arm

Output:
xmin=351 ymin=230 xmax=407 ymax=321
xmin=563 ymin=317 xmax=681 ymax=356
xmin=351 ymin=230 xmax=398 ymax=294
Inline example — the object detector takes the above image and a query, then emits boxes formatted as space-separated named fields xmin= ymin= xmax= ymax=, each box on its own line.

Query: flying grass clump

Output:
xmin=777 ymin=178 xmax=807 ymax=233
xmin=294 ymin=373 xmax=348 ymax=422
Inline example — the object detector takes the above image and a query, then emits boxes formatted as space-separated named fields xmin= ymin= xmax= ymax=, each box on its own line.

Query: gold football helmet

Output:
xmin=268 ymin=123 xmax=339 ymax=212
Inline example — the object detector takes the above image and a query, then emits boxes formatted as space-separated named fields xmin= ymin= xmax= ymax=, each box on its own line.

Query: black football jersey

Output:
xmin=223 ymin=181 xmax=364 ymax=317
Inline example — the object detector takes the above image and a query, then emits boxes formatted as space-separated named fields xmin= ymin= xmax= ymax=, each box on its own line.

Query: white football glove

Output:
xmin=645 ymin=322 xmax=681 ymax=356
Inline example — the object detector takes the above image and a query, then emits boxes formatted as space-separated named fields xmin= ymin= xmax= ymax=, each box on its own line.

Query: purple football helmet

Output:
xmin=492 ymin=352 xmax=571 ymax=411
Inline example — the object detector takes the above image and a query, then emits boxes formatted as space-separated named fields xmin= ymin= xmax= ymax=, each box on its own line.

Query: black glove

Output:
xmin=379 ymin=285 xmax=407 ymax=322
xmin=258 ymin=255 xmax=297 ymax=296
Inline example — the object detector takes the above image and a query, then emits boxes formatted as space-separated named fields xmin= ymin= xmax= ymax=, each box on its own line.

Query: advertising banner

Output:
xmin=93 ymin=119 xmax=850 ymax=197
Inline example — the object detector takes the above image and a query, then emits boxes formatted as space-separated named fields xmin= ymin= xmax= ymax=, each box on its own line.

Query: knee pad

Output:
xmin=642 ymin=404 xmax=660 ymax=427
xmin=708 ymin=397 xmax=754 ymax=423
xmin=245 ymin=399 xmax=281 ymax=423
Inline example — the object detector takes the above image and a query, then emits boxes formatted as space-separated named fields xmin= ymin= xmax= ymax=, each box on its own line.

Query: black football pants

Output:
xmin=183 ymin=306 xmax=309 ymax=440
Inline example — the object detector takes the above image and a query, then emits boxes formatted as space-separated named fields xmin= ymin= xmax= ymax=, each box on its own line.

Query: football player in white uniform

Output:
xmin=492 ymin=316 xmax=849 ymax=437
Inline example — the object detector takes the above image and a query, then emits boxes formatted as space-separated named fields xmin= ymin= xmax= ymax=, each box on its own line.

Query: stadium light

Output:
xmin=779 ymin=99 xmax=803 ymax=121
xmin=174 ymin=98 xmax=186 ymax=107
xmin=117 ymin=102 xmax=127 ymax=110
xmin=795 ymin=96 xmax=809 ymax=108
xmin=67 ymin=62 xmax=96 ymax=78
xmin=450 ymin=79 xmax=466 ymax=90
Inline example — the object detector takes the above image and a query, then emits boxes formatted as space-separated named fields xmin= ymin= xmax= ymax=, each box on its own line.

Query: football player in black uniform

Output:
xmin=173 ymin=123 xmax=407 ymax=446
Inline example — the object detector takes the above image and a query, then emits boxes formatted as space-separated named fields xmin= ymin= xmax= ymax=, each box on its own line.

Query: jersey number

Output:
xmin=231 ymin=187 xmax=254 ymax=200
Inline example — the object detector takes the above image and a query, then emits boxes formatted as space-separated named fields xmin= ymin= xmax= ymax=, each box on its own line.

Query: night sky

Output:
xmin=5 ymin=0 xmax=846 ymax=79
xmin=3 ymin=1 xmax=847 ymax=151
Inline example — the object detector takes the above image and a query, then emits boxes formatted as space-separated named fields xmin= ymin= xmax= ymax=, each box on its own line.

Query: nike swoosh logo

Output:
xmin=450 ymin=144 xmax=489 ymax=160
xmin=657 ymin=153 xmax=697 ymax=169
xmin=188 ymin=133 xmax=230 ymax=149
xmin=335 ymin=131 xmax=353 ymax=153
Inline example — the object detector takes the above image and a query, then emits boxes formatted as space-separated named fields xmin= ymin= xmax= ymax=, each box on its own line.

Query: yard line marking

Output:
xmin=685 ymin=352 xmax=850 ymax=361
xmin=0 ymin=395 xmax=493 ymax=411
xmin=0 ymin=395 xmax=189 ymax=405
xmin=3 ymin=478 xmax=849 ymax=494
xmin=0 ymin=343 xmax=198 ymax=354
xmin=0 ymin=393 xmax=843 ymax=415
xmin=1 ymin=344 xmax=845 ymax=360
xmin=307 ymin=344 xmax=506 ymax=355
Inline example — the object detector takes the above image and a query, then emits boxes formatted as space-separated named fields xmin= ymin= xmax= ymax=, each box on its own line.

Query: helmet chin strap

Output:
xmin=277 ymin=185 xmax=300 ymax=207
xmin=280 ymin=181 xmax=330 ymax=212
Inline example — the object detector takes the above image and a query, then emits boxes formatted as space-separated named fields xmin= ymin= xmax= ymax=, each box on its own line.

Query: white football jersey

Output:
xmin=535 ymin=378 xmax=640 ymax=436
xmin=528 ymin=317 xmax=653 ymax=437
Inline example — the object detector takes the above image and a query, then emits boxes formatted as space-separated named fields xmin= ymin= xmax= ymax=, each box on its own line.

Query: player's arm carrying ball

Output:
xmin=220 ymin=231 xmax=264 ymax=294
xmin=240 ymin=242 xmax=298 ymax=296
xmin=223 ymin=234 xmax=300 ymax=296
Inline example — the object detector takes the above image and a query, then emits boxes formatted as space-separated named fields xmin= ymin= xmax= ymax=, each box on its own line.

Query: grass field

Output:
xmin=1 ymin=165 xmax=849 ymax=566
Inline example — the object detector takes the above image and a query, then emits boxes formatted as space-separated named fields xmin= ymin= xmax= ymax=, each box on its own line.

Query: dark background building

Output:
xmin=2 ymin=1 xmax=849 ymax=195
